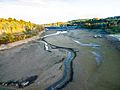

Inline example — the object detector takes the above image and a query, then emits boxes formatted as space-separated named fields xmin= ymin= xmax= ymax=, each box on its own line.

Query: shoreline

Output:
xmin=0 ymin=30 xmax=45 ymax=51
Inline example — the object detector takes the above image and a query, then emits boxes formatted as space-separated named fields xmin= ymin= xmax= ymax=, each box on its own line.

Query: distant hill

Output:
xmin=67 ymin=16 xmax=120 ymax=34
xmin=42 ymin=16 xmax=120 ymax=34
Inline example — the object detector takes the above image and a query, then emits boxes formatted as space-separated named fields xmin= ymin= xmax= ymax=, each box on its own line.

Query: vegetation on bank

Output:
xmin=67 ymin=16 xmax=120 ymax=34
xmin=42 ymin=16 xmax=120 ymax=34
xmin=0 ymin=18 xmax=44 ymax=44
xmin=43 ymin=22 xmax=66 ymax=27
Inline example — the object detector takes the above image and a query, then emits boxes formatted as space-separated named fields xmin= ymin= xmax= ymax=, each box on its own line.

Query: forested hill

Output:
xmin=67 ymin=16 xmax=120 ymax=34
xmin=0 ymin=18 xmax=44 ymax=44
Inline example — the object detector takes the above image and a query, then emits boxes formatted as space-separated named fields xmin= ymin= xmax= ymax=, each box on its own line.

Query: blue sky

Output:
xmin=0 ymin=0 xmax=120 ymax=24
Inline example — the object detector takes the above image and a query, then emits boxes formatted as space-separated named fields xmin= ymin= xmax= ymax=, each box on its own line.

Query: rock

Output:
xmin=93 ymin=34 xmax=102 ymax=38
xmin=21 ymin=81 xmax=29 ymax=87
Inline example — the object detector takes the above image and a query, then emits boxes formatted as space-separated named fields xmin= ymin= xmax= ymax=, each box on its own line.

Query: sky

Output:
xmin=0 ymin=0 xmax=120 ymax=24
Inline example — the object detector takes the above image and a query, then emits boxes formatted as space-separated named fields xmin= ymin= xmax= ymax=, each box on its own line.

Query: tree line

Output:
xmin=0 ymin=18 xmax=44 ymax=44
xmin=67 ymin=16 xmax=120 ymax=34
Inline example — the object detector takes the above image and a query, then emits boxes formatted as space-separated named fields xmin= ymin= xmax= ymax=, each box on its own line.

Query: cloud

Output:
xmin=0 ymin=0 xmax=18 ymax=3
xmin=0 ymin=0 xmax=120 ymax=24
xmin=0 ymin=0 xmax=73 ymax=6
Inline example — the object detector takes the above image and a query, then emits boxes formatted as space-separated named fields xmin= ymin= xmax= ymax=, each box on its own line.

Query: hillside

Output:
xmin=0 ymin=18 xmax=44 ymax=44
xmin=67 ymin=16 xmax=120 ymax=34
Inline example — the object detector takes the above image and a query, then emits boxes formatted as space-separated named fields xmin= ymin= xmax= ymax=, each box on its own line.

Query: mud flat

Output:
xmin=106 ymin=34 xmax=120 ymax=50
xmin=0 ymin=31 xmax=66 ymax=89
xmin=62 ymin=30 xmax=120 ymax=90
xmin=0 ymin=29 xmax=120 ymax=90
xmin=44 ymin=30 xmax=120 ymax=90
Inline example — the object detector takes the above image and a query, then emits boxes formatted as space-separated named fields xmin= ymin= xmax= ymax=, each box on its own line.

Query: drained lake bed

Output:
xmin=0 ymin=29 xmax=120 ymax=90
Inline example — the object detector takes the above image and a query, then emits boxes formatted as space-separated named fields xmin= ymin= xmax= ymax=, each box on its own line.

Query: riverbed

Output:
xmin=0 ymin=29 xmax=120 ymax=90
xmin=44 ymin=30 xmax=120 ymax=90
